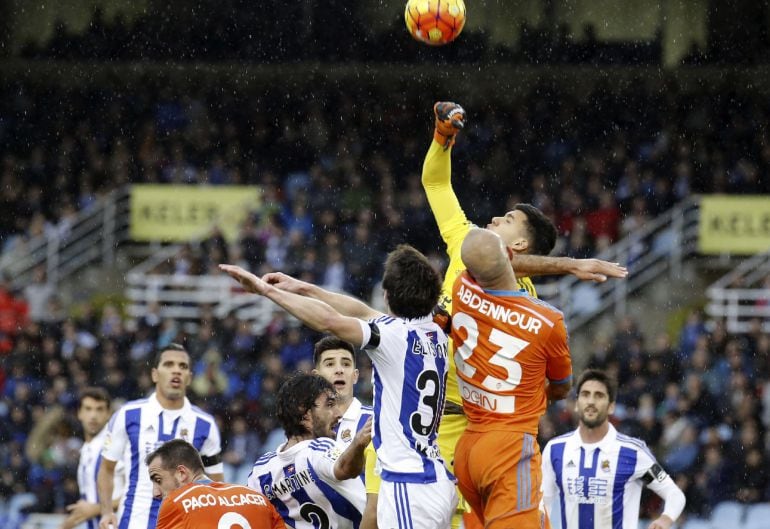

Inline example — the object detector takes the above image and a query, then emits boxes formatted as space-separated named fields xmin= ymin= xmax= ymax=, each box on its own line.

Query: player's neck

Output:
xmin=156 ymin=391 xmax=185 ymax=410
xmin=337 ymin=395 xmax=353 ymax=415
xmin=284 ymin=433 xmax=314 ymax=450
xmin=578 ymin=421 xmax=610 ymax=444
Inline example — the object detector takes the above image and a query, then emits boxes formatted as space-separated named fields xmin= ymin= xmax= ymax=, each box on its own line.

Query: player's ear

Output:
xmin=608 ymin=401 xmax=616 ymax=416
xmin=151 ymin=368 xmax=159 ymax=384
xmin=353 ymin=368 xmax=359 ymax=384
xmin=509 ymin=238 xmax=528 ymax=253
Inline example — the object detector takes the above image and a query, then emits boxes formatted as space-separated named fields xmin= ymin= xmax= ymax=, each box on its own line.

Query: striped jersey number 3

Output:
xmin=453 ymin=311 xmax=527 ymax=391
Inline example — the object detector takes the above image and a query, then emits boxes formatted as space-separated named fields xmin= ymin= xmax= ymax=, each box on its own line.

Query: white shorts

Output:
xmin=378 ymin=479 xmax=458 ymax=529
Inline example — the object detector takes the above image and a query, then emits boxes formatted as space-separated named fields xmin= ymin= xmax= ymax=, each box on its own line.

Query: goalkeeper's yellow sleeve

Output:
xmin=364 ymin=442 xmax=380 ymax=494
xmin=422 ymin=140 xmax=472 ymax=308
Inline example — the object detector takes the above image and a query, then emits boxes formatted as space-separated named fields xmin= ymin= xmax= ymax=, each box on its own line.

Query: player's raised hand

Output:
xmin=219 ymin=264 xmax=269 ymax=295
xmin=570 ymin=258 xmax=628 ymax=282
xmin=353 ymin=417 xmax=373 ymax=448
xmin=262 ymin=271 xmax=309 ymax=294
xmin=434 ymin=101 xmax=466 ymax=151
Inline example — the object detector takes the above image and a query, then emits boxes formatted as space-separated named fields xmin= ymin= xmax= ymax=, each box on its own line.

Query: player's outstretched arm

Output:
xmin=220 ymin=265 xmax=366 ymax=345
xmin=509 ymin=254 xmax=628 ymax=282
xmin=422 ymin=102 xmax=472 ymax=249
xmin=334 ymin=417 xmax=372 ymax=480
xmin=262 ymin=271 xmax=382 ymax=320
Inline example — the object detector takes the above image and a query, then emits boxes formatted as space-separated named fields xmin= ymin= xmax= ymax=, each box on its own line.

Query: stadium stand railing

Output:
xmin=0 ymin=187 xmax=131 ymax=288
xmin=537 ymin=195 xmax=701 ymax=331
xmin=123 ymin=196 xmax=702 ymax=333
xmin=706 ymin=248 xmax=770 ymax=333
xmin=0 ymin=188 xmax=704 ymax=334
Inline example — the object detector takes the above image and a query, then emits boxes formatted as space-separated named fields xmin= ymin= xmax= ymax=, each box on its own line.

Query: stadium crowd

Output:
xmin=1 ymin=77 xmax=769 ymax=525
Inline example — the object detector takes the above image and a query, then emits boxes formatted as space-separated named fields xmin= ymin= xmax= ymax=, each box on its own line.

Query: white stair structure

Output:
xmin=706 ymin=249 xmax=770 ymax=333
xmin=9 ymin=189 xmax=762 ymax=337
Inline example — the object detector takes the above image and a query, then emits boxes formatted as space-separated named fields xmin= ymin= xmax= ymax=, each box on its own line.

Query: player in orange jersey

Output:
xmin=147 ymin=439 xmax=285 ymax=529
xmin=451 ymin=228 xmax=573 ymax=529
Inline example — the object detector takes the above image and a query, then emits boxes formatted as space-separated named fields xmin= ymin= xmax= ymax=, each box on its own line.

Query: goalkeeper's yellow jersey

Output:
xmin=422 ymin=140 xmax=537 ymax=406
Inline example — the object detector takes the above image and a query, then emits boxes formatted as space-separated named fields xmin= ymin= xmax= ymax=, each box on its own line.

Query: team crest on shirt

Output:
xmin=340 ymin=429 xmax=352 ymax=442
xmin=180 ymin=428 xmax=189 ymax=441
xmin=601 ymin=459 xmax=611 ymax=473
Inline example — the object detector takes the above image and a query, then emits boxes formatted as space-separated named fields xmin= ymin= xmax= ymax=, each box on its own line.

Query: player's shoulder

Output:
xmin=518 ymin=294 xmax=565 ymax=323
xmin=253 ymin=451 xmax=278 ymax=468
xmin=544 ymin=430 xmax=574 ymax=449
xmin=189 ymin=404 xmax=217 ymax=423
xmin=120 ymin=396 xmax=152 ymax=411
xmin=308 ymin=437 xmax=337 ymax=453
xmin=371 ymin=314 xmax=399 ymax=327
xmin=165 ymin=481 xmax=206 ymax=503
xmin=207 ymin=481 xmax=257 ymax=496
xmin=615 ymin=432 xmax=656 ymax=459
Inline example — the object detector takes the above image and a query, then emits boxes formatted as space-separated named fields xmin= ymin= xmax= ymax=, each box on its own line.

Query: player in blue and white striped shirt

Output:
xmin=541 ymin=370 xmax=686 ymax=529
xmin=247 ymin=373 xmax=371 ymax=529
xmin=97 ymin=344 xmax=223 ymax=529
xmin=222 ymin=245 xmax=458 ymax=529
xmin=312 ymin=336 xmax=374 ymax=448
xmin=62 ymin=387 xmax=125 ymax=529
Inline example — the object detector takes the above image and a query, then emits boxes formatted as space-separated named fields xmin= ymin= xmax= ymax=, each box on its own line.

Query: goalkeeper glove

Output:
xmin=433 ymin=101 xmax=466 ymax=150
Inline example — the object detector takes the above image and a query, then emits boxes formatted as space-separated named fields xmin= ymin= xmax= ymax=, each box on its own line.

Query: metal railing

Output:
xmin=0 ymin=187 xmax=131 ymax=288
xmin=124 ymin=196 xmax=703 ymax=333
xmin=536 ymin=196 xmax=702 ymax=331
xmin=706 ymin=250 xmax=770 ymax=333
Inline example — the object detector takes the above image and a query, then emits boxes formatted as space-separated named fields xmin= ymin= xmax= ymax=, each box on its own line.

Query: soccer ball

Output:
xmin=404 ymin=0 xmax=466 ymax=46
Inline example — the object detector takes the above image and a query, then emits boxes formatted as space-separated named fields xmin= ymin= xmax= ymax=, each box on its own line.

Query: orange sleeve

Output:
xmin=545 ymin=319 xmax=572 ymax=383
xmin=155 ymin=499 xmax=184 ymax=529
xmin=271 ymin=503 xmax=287 ymax=529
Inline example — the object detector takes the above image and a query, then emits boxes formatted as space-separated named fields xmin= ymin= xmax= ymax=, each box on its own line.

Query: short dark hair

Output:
xmin=513 ymin=203 xmax=557 ymax=256
xmin=79 ymin=387 xmax=111 ymax=408
xmin=381 ymin=244 xmax=441 ymax=319
xmin=313 ymin=336 xmax=356 ymax=367
xmin=145 ymin=439 xmax=205 ymax=473
xmin=151 ymin=343 xmax=189 ymax=368
xmin=276 ymin=373 xmax=335 ymax=438
xmin=576 ymin=369 xmax=617 ymax=403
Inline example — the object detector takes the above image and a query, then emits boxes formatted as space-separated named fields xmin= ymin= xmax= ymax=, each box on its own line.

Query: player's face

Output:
xmin=487 ymin=210 xmax=530 ymax=253
xmin=148 ymin=457 xmax=182 ymax=500
xmin=575 ymin=380 xmax=615 ymax=429
xmin=313 ymin=349 xmax=359 ymax=403
xmin=309 ymin=390 xmax=342 ymax=439
xmin=151 ymin=350 xmax=192 ymax=402
xmin=77 ymin=397 xmax=110 ymax=438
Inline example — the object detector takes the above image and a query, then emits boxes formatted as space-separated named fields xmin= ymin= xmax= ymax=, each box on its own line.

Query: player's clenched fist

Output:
xmin=434 ymin=101 xmax=466 ymax=150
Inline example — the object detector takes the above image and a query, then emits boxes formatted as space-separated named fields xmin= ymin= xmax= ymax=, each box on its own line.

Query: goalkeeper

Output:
xmin=426 ymin=102 xmax=628 ymax=529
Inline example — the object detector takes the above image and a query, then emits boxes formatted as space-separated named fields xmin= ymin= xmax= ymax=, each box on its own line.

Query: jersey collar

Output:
xmin=147 ymin=392 xmax=192 ymax=415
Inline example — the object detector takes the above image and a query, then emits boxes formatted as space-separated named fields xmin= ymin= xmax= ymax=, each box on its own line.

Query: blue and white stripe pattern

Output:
xmin=334 ymin=398 xmax=373 ymax=448
xmin=364 ymin=315 xmax=453 ymax=484
xmin=101 ymin=393 xmax=222 ymax=529
xmin=77 ymin=426 xmax=126 ymax=529
xmin=247 ymin=437 xmax=366 ymax=529
xmin=541 ymin=424 xmax=659 ymax=529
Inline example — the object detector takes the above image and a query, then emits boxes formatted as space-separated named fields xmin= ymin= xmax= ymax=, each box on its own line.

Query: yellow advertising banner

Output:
xmin=130 ymin=185 xmax=261 ymax=242
xmin=699 ymin=195 xmax=770 ymax=255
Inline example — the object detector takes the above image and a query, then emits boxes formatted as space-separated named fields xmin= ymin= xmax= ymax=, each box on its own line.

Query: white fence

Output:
xmin=706 ymin=250 xmax=770 ymax=333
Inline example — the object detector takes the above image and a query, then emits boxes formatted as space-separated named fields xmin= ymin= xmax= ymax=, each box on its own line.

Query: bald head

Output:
xmin=461 ymin=228 xmax=517 ymax=289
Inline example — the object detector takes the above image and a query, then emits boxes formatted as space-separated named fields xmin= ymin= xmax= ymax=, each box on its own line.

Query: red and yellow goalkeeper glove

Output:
xmin=433 ymin=101 xmax=466 ymax=150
